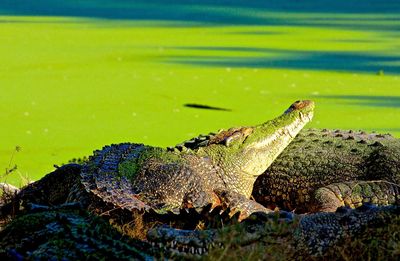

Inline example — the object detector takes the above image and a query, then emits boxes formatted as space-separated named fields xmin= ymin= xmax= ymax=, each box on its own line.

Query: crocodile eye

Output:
xmin=224 ymin=132 xmax=242 ymax=146
xmin=285 ymin=100 xmax=313 ymax=113
xmin=210 ymin=127 xmax=253 ymax=147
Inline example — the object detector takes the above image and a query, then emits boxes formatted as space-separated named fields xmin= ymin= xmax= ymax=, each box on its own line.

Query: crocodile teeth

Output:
xmin=172 ymin=240 xmax=177 ymax=247
xmin=197 ymin=248 xmax=205 ymax=255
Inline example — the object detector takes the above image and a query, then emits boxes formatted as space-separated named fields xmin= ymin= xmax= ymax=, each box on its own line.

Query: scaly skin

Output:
xmin=1 ymin=101 xmax=314 ymax=232
xmin=252 ymin=128 xmax=400 ymax=213
xmin=1 ymin=203 xmax=399 ymax=260
xmin=148 ymin=204 xmax=400 ymax=260
xmin=0 ymin=203 xmax=154 ymax=260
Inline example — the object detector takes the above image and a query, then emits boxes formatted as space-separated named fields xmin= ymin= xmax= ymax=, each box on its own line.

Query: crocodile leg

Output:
xmin=311 ymin=180 xmax=400 ymax=212
xmin=214 ymin=189 xmax=274 ymax=221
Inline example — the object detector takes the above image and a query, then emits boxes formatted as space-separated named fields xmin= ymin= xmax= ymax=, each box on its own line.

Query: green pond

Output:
xmin=1 ymin=1 xmax=400 ymax=186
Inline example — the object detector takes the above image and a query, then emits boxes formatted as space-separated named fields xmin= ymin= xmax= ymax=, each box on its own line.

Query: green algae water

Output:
xmin=1 ymin=1 xmax=400 ymax=186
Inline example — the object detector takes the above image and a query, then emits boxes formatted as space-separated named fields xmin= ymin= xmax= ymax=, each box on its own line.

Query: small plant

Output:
xmin=3 ymin=146 xmax=21 ymax=178
xmin=1 ymin=146 xmax=32 ymax=189
xmin=1 ymin=146 xmax=23 ymax=216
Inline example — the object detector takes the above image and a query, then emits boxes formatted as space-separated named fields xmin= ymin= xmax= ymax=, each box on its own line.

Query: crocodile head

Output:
xmin=195 ymin=100 xmax=314 ymax=197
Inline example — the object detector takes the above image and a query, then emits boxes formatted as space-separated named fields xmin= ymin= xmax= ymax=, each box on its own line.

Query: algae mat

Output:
xmin=1 ymin=1 xmax=400 ymax=186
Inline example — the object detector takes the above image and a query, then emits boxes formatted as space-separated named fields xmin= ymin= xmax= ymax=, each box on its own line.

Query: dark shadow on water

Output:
xmin=318 ymin=95 xmax=400 ymax=108
xmin=0 ymin=0 xmax=399 ymax=30
xmin=166 ymin=47 xmax=400 ymax=74
xmin=184 ymin=104 xmax=231 ymax=111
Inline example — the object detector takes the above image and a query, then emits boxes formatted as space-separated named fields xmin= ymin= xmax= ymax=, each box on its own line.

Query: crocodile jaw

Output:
xmin=242 ymin=109 xmax=313 ymax=177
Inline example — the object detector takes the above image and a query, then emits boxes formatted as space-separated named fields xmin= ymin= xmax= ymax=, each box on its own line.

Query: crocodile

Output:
xmin=252 ymin=128 xmax=400 ymax=213
xmin=0 ymin=100 xmax=314 ymax=233
xmin=172 ymin=127 xmax=400 ymax=213
xmin=1 ymin=202 xmax=399 ymax=260
xmin=148 ymin=203 xmax=400 ymax=260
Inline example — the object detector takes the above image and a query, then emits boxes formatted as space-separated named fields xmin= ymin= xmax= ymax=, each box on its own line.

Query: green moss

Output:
xmin=118 ymin=147 xmax=183 ymax=181
xmin=118 ymin=158 xmax=141 ymax=181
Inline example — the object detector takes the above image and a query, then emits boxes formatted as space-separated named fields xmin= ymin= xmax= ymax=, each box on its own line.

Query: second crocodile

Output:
xmin=252 ymin=128 xmax=400 ymax=213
